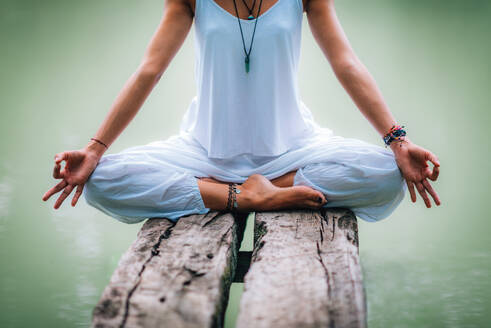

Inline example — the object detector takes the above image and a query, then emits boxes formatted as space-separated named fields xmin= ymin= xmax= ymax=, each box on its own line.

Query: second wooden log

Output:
xmin=237 ymin=208 xmax=366 ymax=328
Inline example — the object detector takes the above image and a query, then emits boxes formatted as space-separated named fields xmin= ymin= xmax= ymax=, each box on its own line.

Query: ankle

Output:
xmin=236 ymin=184 xmax=260 ymax=211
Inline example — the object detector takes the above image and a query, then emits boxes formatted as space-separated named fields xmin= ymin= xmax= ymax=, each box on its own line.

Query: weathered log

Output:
xmin=92 ymin=210 xmax=247 ymax=328
xmin=236 ymin=208 xmax=366 ymax=328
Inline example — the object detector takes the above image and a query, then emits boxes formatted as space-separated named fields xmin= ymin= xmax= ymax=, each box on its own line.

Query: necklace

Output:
xmin=240 ymin=0 xmax=258 ymax=20
xmin=232 ymin=0 xmax=264 ymax=73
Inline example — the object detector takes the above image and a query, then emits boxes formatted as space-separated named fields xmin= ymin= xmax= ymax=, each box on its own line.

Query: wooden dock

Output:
xmin=91 ymin=208 xmax=366 ymax=328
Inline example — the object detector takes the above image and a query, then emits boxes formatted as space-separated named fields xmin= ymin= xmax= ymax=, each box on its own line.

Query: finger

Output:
xmin=42 ymin=180 xmax=68 ymax=201
xmin=426 ymin=151 xmax=440 ymax=167
xmin=416 ymin=181 xmax=431 ymax=208
xmin=54 ymin=151 xmax=70 ymax=164
xmin=422 ymin=179 xmax=441 ymax=206
xmin=407 ymin=180 xmax=417 ymax=203
xmin=428 ymin=165 xmax=440 ymax=181
xmin=54 ymin=184 xmax=75 ymax=209
xmin=71 ymin=184 xmax=85 ymax=207
xmin=52 ymin=162 xmax=63 ymax=179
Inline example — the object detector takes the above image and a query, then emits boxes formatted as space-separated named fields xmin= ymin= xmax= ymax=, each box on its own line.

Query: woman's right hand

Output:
xmin=42 ymin=145 xmax=104 ymax=209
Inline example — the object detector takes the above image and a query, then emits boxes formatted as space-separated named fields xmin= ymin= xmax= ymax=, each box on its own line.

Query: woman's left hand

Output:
xmin=391 ymin=138 xmax=441 ymax=208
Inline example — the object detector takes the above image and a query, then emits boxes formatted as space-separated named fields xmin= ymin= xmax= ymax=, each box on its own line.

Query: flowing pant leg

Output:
xmin=83 ymin=149 xmax=210 ymax=224
xmin=293 ymin=140 xmax=406 ymax=222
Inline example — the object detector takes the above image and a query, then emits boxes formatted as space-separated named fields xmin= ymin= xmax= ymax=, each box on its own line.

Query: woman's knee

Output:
xmin=376 ymin=161 xmax=406 ymax=204
xmin=83 ymin=163 xmax=113 ymax=209
xmin=296 ymin=154 xmax=405 ymax=204
xmin=352 ymin=153 xmax=405 ymax=204
xmin=83 ymin=155 xmax=143 ymax=211
xmin=83 ymin=157 xmax=208 ymax=222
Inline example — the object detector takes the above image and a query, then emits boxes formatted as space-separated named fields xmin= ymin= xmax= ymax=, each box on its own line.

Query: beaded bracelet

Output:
xmin=383 ymin=124 xmax=406 ymax=147
xmin=226 ymin=183 xmax=241 ymax=213
xmin=90 ymin=138 xmax=108 ymax=149
xmin=226 ymin=184 xmax=234 ymax=211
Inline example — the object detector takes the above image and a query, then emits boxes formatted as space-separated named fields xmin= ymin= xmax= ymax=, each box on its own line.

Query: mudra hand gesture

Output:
xmin=42 ymin=144 xmax=104 ymax=208
xmin=391 ymin=138 xmax=441 ymax=208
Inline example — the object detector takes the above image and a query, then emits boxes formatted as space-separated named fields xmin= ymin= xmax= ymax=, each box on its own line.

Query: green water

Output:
xmin=1 ymin=1 xmax=490 ymax=327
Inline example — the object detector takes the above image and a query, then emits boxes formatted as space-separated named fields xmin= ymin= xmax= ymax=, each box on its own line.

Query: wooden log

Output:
xmin=236 ymin=208 xmax=366 ymax=328
xmin=92 ymin=211 xmax=247 ymax=328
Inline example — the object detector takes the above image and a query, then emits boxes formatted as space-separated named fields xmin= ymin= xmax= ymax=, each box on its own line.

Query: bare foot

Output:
xmin=236 ymin=174 xmax=327 ymax=212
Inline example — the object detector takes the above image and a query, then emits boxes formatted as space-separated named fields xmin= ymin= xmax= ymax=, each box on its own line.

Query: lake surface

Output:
xmin=1 ymin=0 xmax=490 ymax=327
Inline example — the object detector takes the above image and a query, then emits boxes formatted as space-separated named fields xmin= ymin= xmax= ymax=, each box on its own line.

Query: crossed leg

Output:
xmin=84 ymin=138 xmax=405 ymax=224
xmin=196 ymin=171 xmax=327 ymax=212
xmin=198 ymin=155 xmax=406 ymax=223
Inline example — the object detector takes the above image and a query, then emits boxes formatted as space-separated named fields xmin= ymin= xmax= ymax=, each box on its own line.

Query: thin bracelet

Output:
xmin=90 ymin=138 xmax=108 ymax=149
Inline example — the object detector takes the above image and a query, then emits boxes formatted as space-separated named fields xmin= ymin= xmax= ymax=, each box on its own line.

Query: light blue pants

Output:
xmin=83 ymin=132 xmax=406 ymax=224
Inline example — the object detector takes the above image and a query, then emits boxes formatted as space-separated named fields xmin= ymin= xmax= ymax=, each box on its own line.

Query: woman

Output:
xmin=42 ymin=0 xmax=440 ymax=224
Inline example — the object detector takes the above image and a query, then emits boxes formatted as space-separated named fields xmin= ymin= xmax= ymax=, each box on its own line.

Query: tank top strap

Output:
xmin=195 ymin=0 xmax=223 ymax=22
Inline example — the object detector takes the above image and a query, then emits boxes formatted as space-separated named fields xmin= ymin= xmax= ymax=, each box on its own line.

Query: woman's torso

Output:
xmin=179 ymin=0 xmax=324 ymax=159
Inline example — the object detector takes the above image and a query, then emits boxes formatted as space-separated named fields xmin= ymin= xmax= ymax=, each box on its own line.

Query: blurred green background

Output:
xmin=1 ymin=0 xmax=490 ymax=327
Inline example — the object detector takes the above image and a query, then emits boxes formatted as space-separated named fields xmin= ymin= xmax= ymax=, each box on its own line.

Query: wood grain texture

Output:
xmin=92 ymin=211 xmax=246 ymax=328
xmin=237 ymin=208 xmax=366 ymax=328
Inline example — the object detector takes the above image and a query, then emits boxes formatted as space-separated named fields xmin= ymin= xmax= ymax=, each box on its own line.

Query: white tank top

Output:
xmin=179 ymin=0 xmax=325 ymax=159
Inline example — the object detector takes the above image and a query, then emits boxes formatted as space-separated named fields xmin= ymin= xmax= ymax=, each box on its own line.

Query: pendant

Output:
xmin=248 ymin=14 xmax=254 ymax=20
xmin=245 ymin=55 xmax=250 ymax=73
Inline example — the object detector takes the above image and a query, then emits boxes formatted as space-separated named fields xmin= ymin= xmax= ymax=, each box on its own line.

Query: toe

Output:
xmin=310 ymin=191 xmax=324 ymax=203
xmin=313 ymin=191 xmax=327 ymax=206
